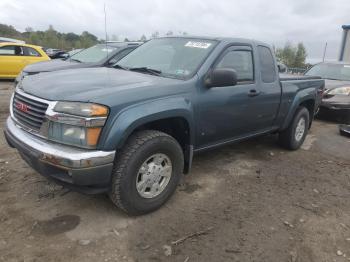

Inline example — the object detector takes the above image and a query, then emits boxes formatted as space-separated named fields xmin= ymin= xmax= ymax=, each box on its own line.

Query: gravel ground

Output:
xmin=0 ymin=80 xmax=350 ymax=262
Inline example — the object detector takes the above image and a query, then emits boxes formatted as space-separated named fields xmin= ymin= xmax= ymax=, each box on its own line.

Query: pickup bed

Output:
xmin=4 ymin=36 xmax=325 ymax=215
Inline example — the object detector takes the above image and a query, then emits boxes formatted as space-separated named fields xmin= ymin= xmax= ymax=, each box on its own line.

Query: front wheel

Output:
xmin=109 ymin=130 xmax=184 ymax=215
xmin=279 ymin=107 xmax=310 ymax=150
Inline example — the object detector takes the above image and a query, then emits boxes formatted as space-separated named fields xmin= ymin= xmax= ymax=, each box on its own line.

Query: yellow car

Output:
xmin=0 ymin=42 xmax=50 ymax=79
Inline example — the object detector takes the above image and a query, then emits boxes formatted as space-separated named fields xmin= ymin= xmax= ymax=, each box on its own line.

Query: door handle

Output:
xmin=248 ymin=89 xmax=260 ymax=97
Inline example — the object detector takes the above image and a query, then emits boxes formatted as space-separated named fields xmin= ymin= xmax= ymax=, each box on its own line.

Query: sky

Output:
xmin=1 ymin=0 xmax=349 ymax=62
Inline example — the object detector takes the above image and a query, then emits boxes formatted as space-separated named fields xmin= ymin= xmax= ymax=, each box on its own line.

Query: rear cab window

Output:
xmin=257 ymin=46 xmax=276 ymax=83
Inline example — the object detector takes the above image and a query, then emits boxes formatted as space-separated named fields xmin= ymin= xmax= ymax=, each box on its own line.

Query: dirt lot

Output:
xmin=0 ymin=80 xmax=350 ymax=262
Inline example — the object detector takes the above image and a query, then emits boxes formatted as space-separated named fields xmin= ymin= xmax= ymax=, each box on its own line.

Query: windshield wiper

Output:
xmin=113 ymin=64 xmax=128 ymax=70
xmin=129 ymin=67 xmax=162 ymax=76
xmin=70 ymin=58 xmax=82 ymax=63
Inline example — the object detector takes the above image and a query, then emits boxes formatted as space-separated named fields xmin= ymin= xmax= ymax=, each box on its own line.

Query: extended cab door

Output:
xmin=253 ymin=45 xmax=281 ymax=130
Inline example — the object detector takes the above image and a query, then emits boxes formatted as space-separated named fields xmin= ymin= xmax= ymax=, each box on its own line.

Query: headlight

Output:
xmin=327 ymin=86 xmax=350 ymax=96
xmin=54 ymin=102 xmax=108 ymax=117
xmin=47 ymin=102 xmax=109 ymax=148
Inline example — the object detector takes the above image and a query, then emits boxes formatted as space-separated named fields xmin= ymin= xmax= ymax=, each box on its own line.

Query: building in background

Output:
xmin=339 ymin=25 xmax=350 ymax=62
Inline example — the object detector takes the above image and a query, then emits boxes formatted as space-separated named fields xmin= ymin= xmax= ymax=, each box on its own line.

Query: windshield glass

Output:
xmin=115 ymin=38 xmax=217 ymax=79
xmin=305 ymin=63 xmax=350 ymax=81
xmin=70 ymin=44 xmax=117 ymax=63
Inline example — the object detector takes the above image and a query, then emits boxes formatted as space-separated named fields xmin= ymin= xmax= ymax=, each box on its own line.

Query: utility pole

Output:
xmin=322 ymin=42 xmax=328 ymax=62
xmin=104 ymin=3 xmax=109 ymax=58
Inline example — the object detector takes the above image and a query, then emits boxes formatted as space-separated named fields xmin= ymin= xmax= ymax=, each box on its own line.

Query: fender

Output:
xmin=100 ymin=96 xmax=194 ymax=151
xmin=281 ymin=87 xmax=316 ymax=130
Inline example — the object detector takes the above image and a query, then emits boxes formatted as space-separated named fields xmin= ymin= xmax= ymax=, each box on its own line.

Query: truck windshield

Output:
xmin=70 ymin=44 xmax=117 ymax=63
xmin=115 ymin=38 xmax=217 ymax=79
xmin=305 ymin=63 xmax=350 ymax=81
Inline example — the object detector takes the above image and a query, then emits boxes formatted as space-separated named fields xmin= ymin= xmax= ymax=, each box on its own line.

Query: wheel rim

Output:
xmin=136 ymin=153 xmax=172 ymax=199
xmin=295 ymin=117 xmax=306 ymax=142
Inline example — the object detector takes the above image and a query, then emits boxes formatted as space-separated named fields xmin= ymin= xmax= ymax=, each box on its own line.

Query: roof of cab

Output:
xmin=155 ymin=35 xmax=271 ymax=47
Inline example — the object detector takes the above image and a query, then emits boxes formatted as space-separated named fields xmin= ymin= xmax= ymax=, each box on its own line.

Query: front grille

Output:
xmin=13 ymin=92 xmax=49 ymax=131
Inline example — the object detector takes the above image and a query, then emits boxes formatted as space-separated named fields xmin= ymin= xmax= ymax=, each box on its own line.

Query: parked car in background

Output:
xmin=16 ymin=42 xmax=141 ymax=83
xmin=5 ymin=36 xmax=324 ymax=215
xmin=339 ymin=124 xmax=350 ymax=137
xmin=0 ymin=42 xmax=50 ymax=79
xmin=48 ymin=50 xmax=69 ymax=59
xmin=305 ymin=62 xmax=350 ymax=123
xmin=44 ymin=48 xmax=64 ymax=58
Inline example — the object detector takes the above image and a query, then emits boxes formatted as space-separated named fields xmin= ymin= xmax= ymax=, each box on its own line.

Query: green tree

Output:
xmin=139 ymin=34 xmax=147 ymax=42
xmin=294 ymin=43 xmax=307 ymax=68
xmin=0 ymin=23 xmax=100 ymax=50
xmin=276 ymin=42 xmax=296 ymax=68
xmin=276 ymin=42 xmax=308 ymax=68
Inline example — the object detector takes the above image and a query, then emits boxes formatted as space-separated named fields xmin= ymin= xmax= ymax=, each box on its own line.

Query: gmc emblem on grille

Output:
xmin=15 ymin=102 xmax=29 ymax=113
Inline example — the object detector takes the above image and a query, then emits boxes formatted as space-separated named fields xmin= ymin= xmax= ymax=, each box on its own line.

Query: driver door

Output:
xmin=196 ymin=45 xmax=261 ymax=148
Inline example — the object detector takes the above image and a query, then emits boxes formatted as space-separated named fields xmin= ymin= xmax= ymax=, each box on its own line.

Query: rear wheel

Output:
xmin=109 ymin=130 xmax=184 ymax=215
xmin=279 ymin=107 xmax=310 ymax=150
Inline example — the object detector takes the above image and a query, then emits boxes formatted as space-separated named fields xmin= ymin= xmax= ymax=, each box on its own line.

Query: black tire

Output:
xmin=109 ymin=130 xmax=184 ymax=215
xmin=279 ymin=107 xmax=310 ymax=150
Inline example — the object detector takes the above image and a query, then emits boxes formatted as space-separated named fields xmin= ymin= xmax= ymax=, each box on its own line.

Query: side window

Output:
xmin=25 ymin=47 xmax=41 ymax=57
xmin=258 ymin=46 xmax=276 ymax=83
xmin=0 ymin=45 xmax=24 ymax=56
xmin=216 ymin=50 xmax=254 ymax=82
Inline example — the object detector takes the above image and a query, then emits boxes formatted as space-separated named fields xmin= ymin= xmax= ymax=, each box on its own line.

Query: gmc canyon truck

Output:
xmin=4 ymin=37 xmax=324 ymax=215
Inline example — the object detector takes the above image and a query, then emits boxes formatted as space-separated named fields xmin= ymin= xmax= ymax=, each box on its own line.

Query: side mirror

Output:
xmin=205 ymin=68 xmax=238 ymax=88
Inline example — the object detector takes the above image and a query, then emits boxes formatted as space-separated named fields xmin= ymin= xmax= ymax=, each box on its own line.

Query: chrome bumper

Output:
xmin=5 ymin=117 xmax=115 ymax=169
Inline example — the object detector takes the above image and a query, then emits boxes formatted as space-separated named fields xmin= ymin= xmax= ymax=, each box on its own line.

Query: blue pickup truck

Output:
xmin=5 ymin=37 xmax=324 ymax=215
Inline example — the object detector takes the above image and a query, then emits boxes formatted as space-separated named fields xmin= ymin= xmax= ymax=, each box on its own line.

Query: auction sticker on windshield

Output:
xmin=185 ymin=41 xmax=212 ymax=49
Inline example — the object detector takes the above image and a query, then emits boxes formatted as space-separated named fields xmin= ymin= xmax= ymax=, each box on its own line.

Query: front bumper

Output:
xmin=4 ymin=117 xmax=115 ymax=194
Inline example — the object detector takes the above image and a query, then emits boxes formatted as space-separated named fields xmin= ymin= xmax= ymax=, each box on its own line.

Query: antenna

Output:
xmin=322 ymin=42 xmax=328 ymax=62
xmin=104 ymin=3 xmax=109 ymax=58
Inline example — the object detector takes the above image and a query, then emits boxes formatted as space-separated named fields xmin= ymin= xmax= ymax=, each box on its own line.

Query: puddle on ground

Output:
xmin=33 ymin=215 xmax=80 ymax=236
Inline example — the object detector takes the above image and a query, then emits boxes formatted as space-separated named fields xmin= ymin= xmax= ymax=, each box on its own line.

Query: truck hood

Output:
xmin=20 ymin=67 xmax=183 ymax=103
xmin=23 ymin=59 xmax=95 ymax=74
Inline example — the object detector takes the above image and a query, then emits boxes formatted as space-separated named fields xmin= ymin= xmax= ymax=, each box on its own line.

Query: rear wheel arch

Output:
xmin=299 ymin=99 xmax=316 ymax=128
xmin=281 ymin=95 xmax=316 ymax=131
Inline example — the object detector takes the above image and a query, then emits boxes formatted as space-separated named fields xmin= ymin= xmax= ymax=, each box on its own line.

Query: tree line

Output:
xmin=0 ymin=24 xmax=100 ymax=50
